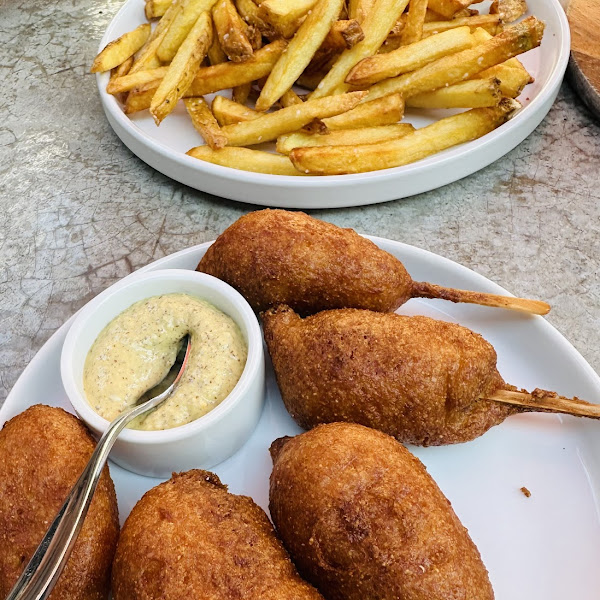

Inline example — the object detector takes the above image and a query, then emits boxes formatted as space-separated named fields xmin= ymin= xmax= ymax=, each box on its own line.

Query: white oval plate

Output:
xmin=2 ymin=238 xmax=599 ymax=599
xmin=97 ymin=0 xmax=570 ymax=208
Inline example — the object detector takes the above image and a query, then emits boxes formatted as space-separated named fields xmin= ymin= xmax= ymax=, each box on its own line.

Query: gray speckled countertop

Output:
xmin=1 ymin=0 xmax=599 ymax=405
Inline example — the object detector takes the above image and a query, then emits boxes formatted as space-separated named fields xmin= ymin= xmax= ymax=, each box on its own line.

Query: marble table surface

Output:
xmin=1 ymin=0 xmax=599 ymax=406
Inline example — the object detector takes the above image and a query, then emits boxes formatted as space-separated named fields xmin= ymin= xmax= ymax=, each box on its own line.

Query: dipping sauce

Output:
xmin=83 ymin=293 xmax=247 ymax=430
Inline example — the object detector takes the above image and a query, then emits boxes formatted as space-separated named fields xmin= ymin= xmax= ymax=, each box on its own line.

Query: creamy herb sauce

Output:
xmin=83 ymin=293 xmax=247 ymax=430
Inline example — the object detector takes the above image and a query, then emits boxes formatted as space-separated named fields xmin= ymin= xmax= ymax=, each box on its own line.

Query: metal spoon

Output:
xmin=6 ymin=335 xmax=192 ymax=600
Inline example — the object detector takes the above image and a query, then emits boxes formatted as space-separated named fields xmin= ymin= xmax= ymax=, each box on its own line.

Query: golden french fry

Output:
xmin=407 ymin=77 xmax=502 ymax=108
xmin=400 ymin=0 xmax=429 ymax=45
xmin=207 ymin=24 xmax=228 ymax=63
xmin=212 ymin=0 xmax=254 ymax=61
xmin=427 ymin=0 xmax=479 ymax=19
xmin=107 ymin=66 xmax=169 ymax=94
xmin=222 ymin=91 xmax=367 ymax=145
xmin=321 ymin=93 xmax=403 ymax=130
xmin=478 ymin=64 xmax=531 ymax=97
xmin=256 ymin=0 xmax=345 ymax=111
xmin=280 ymin=89 xmax=304 ymax=107
xmin=235 ymin=0 xmax=278 ymax=38
xmin=232 ymin=82 xmax=252 ymax=103
xmin=472 ymin=27 xmax=533 ymax=98
xmin=212 ymin=95 xmax=260 ymax=125
xmin=258 ymin=0 xmax=318 ymax=38
xmin=310 ymin=0 xmax=410 ymax=98
xmin=424 ymin=8 xmax=447 ymax=21
xmin=157 ymin=0 xmax=218 ymax=62
xmin=110 ymin=55 xmax=134 ymax=80
xmin=322 ymin=20 xmax=364 ymax=50
xmin=91 ymin=24 xmax=151 ymax=73
xmin=124 ymin=87 xmax=157 ymax=113
xmin=276 ymin=123 xmax=415 ymax=154
xmin=382 ymin=14 xmax=501 ymax=52
xmin=184 ymin=97 xmax=228 ymax=148
xmin=296 ymin=71 xmax=326 ymax=90
xmin=190 ymin=38 xmax=286 ymax=94
xmin=422 ymin=14 xmax=502 ymax=37
xmin=347 ymin=27 xmax=474 ymax=86
xmin=290 ymin=98 xmax=520 ymax=174
xmin=150 ymin=12 xmax=213 ymax=124
xmin=146 ymin=0 xmax=173 ymax=19
xmin=366 ymin=17 xmax=545 ymax=102
xmin=491 ymin=0 xmax=527 ymax=23
xmin=187 ymin=145 xmax=306 ymax=174
xmin=131 ymin=0 xmax=187 ymax=73
xmin=347 ymin=0 xmax=376 ymax=22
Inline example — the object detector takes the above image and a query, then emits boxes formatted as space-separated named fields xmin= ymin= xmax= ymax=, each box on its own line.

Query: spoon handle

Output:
xmin=6 ymin=338 xmax=191 ymax=600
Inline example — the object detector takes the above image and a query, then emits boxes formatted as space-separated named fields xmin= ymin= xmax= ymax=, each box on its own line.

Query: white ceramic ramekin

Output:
xmin=61 ymin=269 xmax=265 ymax=477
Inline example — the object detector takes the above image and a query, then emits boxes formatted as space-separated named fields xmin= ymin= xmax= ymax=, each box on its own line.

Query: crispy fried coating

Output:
xmin=269 ymin=423 xmax=495 ymax=600
xmin=112 ymin=469 xmax=324 ymax=600
xmin=263 ymin=306 xmax=516 ymax=445
xmin=197 ymin=209 xmax=412 ymax=314
xmin=0 ymin=405 xmax=119 ymax=600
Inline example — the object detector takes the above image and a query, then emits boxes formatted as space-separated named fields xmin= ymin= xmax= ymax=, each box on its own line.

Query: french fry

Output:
xmin=187 ymin=145 xmax=306 ymax=174
xmin=322 ymin=20 xmax=364 ymax=50
xmin=309 ymin=0 xmax=410 ymax=98
xmin=157 ymin=0 xmax=218 ymax=62
xmin=365 ymin=17 xmax=544 ymax=102
xmin=212 ymin=95 xmax=260 ymax=125
xmin=235 ymin=0 xmax=278 ymax=38
xmin=107 ymin=66 xmax=169 ymax=94
xmin=348 ymin=0 xmax=377 ymax=23
xmin=258 ymin=0 xmax=318 ymax=38
xmin=247 ymin=24 xmax=263 ymax=50
xmin=221 ymin=91 xmax=367 ymax=145
xmin=91 ymin=23 xmax=151 ymax=73
xmin=110 ymin=56 xmax=134 ymax=80
xmin=131 ymin=0 xmax=187 ymax=73
xmin=123 ymin=88 xmax=154 ymax=113
xmin=150 ymin=12 xmax=213 ymax=124
xmin=212 ymin=0 xmax=254 ymax=62
xmin=400 ymin=0 xmax=429 ymax=46
xmin=207 ymin=25 xmax=228 ymax=63
xmin=406 ymin=77 xmax=502 ymax=108
xmin=146 ymin=0 xmax=173 ymax=19
xmin=256 ymin=0 xmax=345 ymax=111
xmin=232 ymin=82 xmax=252 ymax=103
xmin=290 ymin=98 xmax=520 ymax=174
xmin=422 ymin=14 xmax=502 ymax=37
xmin=477 ymin=64 xmax=531 ymax=97
xmin=490 ymin=0 xmax=527 ymax=23
xmin=424 ymin=8 xmax=448 ymax=21
xmin=280 ymin=89 xmax=304 ymax=107
xmin=276 ymin=123 xmax=415 ymax=154
xmin=472 ymin=27 xmax=532 ymax=98
xmin=427 ymin=0 xmax=480 ymax=20
xmin=321 ymin=93 xmax=403 ymax=130
xmin=189 ymin=39 xmax=286 ymax=94
xmin=184 ymin=97 xmax=228 ymax=148
xmin=296 ymin=71 xmax=326 ymax=90
xmin=347 ymin=27 xmax=475 ymax=87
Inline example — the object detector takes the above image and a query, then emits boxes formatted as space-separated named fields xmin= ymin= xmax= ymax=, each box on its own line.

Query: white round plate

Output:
xmin=2 ymin=238 xmax=599 ymax=599
xmin=97 ymin=0 xmax=570 ymax=208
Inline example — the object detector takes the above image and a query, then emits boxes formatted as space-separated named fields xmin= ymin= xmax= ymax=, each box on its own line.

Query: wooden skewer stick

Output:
xmin=483 ymin=388 xmax=600 ymax=420
xmin=411 ymin=281 xmax=551 ymax=316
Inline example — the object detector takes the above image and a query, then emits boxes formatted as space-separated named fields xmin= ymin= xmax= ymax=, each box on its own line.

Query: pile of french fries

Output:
xmin=91 ymin=0 xmax=543 ymax=175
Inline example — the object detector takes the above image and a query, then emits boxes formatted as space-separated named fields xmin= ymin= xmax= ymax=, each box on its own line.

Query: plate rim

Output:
xmin=94 ymin=0 xmax=571 ymax=205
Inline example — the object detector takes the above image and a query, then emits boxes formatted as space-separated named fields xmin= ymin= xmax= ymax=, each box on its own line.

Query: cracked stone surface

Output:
xmin=1 ymin=0 xmax=599 ymax=407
